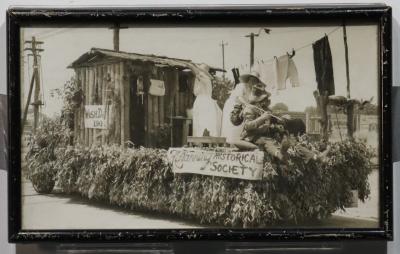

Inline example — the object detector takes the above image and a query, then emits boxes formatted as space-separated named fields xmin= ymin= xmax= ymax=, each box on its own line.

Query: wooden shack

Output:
xmin=69 ymin=48 xmax=220 ymax=148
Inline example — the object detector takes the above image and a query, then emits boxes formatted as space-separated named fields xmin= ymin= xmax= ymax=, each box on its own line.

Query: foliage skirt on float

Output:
xmin=27 ymin=139 xmax=373 ymax=228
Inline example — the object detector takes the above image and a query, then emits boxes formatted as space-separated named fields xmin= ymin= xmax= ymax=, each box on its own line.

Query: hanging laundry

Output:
xmin=312 ymin=35 xmax=335 ymax=96
xmin=231 ymin=68 xmax=240 ymax=85
xmin=275 ymin=54 xmax=300 ymax=90
xmin=178 ymin=73 xmax=189 ymax=92
xmin=149 ymin=79 xmax=165 ymax=96
xmin=254 ymin=59 xmax=278 ymax=93
xmin=239 ymin=64 xmax=248 ymax=75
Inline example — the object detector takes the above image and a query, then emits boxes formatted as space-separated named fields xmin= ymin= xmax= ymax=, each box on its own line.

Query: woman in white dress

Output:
xmin=191 ymin=64 xmax=223 ymax=137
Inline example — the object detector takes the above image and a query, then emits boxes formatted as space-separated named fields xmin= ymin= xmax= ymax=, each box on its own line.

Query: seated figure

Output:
xmin=230 ymin=82 xmax=330 ymax=163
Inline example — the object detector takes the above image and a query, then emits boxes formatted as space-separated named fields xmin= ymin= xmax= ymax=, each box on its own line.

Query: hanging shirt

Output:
xmin=254 ymin=59 xmax=277 ymax=94
xmin=312 ymin=35 xmax=335 ymax=96
xmin=275 ymin=54 xmax=300 ymax=90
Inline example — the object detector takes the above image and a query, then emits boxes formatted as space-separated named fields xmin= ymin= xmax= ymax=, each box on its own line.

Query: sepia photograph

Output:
xmin=8 ymin=7 xmax=391 ymax=239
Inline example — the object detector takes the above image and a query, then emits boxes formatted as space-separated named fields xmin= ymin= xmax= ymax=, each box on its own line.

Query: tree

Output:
xmin=211 ymin=76 xmax=234 ymax=109
xmin=272 ymin=102 xmax=289 ymax=112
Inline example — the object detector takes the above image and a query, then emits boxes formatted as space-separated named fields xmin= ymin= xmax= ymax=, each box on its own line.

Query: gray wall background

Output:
xmin=0 ymin=1 xmax=399 ymax=253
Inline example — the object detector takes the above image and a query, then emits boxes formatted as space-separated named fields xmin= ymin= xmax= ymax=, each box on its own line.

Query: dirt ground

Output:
xmin=21 ymin=170 xmax=379 ymax=230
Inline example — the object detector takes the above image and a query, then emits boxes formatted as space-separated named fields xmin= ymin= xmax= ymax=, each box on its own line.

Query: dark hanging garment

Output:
xmin=231 ymin=68 xmax=240 ymax=85
xmin=312 ymin=35 xmax=335 ymax=96
xmin=178 ymin=73 xmax=189 ymax=92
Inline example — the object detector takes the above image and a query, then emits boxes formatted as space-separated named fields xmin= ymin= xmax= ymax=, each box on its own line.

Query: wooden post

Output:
xmin=80 ymin=68 xmax=85 ymax=145
xmin=97 ymin=65 xmax=103 ymax=145
xmin=73 ymin=70 xmax=79 ymax=144
xmin=88 ymin=68 xmax=94 ymax=146
xmin=346 ymin=103 xmax=355 ymax=140
xmin=109 ymin=64 xmax=116 ymax=144
xmin=101 ymin=65 xmax=107 ymax=144
xmin=24 ymin=36 xmax=44 ymax=133
xmin=110 ymin=23 xmax=128 ymax=52
xmin=114 ymin=63 xmax=121 ymax=145
xmin=119 ymin=62 xmax=125 ymax=146
xmin=153 ymin=94 xmax=159 ymax=129
xmin=21 ymin=73 xmax=35 ymax=134
xmin=123 ymin=63 xmax=130 ymax=144
xmin=113 ymin=25 xmax=120 ymax=52
xmin=343 ymin=20 xmax=351 ymax=99
xmin=343 ymin=20 xmax=354 ymax=139
xmin=245 ymin=32 xmax=259 ymax=69
xmin=106 ymin=64 xmax=113 ymax=144
xmin=93 ymin=67 xmax=98 ymax=145
xmin=220 ymin=40 xmax=228 ymax=79
xmin=313 ymin=90 xmax=329 ymax=141
xmin=73 ymin=108 xmax=78 ymax=144
xmin=171 ymin=70 xmax=179 ymax=145
xmin=180 ymin=92 xmax=185 ymax=116
xmin=158 ymin=94 xmax=162 ymax=126
xmin=84 ymin=68 xmax=90 ymax=146
xmin=148 ymin=93 xmax=154 ymax=147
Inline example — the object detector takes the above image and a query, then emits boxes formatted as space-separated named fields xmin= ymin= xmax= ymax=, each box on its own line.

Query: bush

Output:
xmin=43 ymin=139 xmax=374 ymax=227
xmin=212 ymin=77 xmax=234 ymax=109
xmin=26 ymin=117 xmax=72 ymax=194
xmin=26 ymin=112 xmax=373 ymax=226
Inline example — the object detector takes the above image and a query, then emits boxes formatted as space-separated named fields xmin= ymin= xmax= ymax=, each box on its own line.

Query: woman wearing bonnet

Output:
xmin=191 ymin=63 xmax=223 ymax=137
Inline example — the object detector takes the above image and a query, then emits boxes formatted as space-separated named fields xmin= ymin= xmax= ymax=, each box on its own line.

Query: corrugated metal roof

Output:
xmin=68 ymin=48 xmax=225 ymax=73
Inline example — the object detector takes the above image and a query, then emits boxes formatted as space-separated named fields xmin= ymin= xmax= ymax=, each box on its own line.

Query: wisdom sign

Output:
xmin=84 ymin=105 xmax=108 ymax=129
xmin=167 ymin=148 xmax=264 ymax=180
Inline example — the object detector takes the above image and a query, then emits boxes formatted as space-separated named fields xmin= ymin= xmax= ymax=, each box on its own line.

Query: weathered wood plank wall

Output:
xmin=74 ymin=61 xmax=194 ymax=148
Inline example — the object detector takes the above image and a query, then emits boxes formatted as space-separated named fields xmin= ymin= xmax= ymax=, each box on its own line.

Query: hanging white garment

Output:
xmin=221 ymin=83 xmax=252 ymax=144
xmin=275 ymin=55 xmax=300 ymax=90
xmin=254 ymin=59 xmax=278 ymax=94
xmin=192 ymin=71 xmax=222 ymax=137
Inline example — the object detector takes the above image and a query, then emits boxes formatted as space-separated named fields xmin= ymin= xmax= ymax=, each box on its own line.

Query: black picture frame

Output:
xmin=7 ymin=4 xmax=393 ymax=242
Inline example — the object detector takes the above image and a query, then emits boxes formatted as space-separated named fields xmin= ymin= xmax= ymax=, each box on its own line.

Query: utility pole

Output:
xmin=342 ymin=21 xmax=351 ymax=99
xmin=109 ymin=23 xmax=128 ymax=51
xmin=220 ymin=40 xmax=228 ymax=79
xmin=245 ymin=32 xmax=259 ymax=69
xmin=245 ymin=28 xmax=270 ymax=70
xmin=342 ymin=20 xmax=355 ymax=139
xmin=24 ymin=36 xmax=44 ymax=134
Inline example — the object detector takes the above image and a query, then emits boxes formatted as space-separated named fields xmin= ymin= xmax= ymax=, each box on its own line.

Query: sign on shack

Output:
xmin=69 ymin=48 xmax=223 ymax=148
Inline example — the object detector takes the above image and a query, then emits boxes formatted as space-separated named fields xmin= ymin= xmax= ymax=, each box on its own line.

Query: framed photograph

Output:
xmin=7 ymin=5 xmax=392 ymax=242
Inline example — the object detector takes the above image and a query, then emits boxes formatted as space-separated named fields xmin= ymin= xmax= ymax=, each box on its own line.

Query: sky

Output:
xmin=21 ymin=22 xmax=379 ymax=116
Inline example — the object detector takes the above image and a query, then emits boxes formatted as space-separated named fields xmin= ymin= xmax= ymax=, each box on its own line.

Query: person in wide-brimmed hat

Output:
xmin=239 ymin=71 xmax=265 ymax=85
xmin=230 ymin=76 xmax=280 ymax=151
xmin=221 ymin=70 xmax=268 ymax=144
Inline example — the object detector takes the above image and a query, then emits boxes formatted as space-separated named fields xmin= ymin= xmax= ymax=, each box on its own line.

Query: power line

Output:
xmin=240 ymin=26 xmax=342 ymax=68
xmin=35 ymin=28 xmax=77 ymax=40
xmin=30 ymin=28 xmax=67 ymax=38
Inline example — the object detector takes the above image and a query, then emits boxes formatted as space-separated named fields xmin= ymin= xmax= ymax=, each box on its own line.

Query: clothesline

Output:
xmin=236 ymin=26 xmax=342 ymax=70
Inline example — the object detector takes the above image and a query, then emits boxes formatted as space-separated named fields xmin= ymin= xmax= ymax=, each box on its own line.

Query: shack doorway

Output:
xmin=129 ymin=75 xmax=146 ymax=147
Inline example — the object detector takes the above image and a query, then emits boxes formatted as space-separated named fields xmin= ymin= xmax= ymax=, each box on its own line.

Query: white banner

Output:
xmin=167 ymin=148 xmax=264 ymax=180
xmin=84 ymin=105 xmax=108 ymax=129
